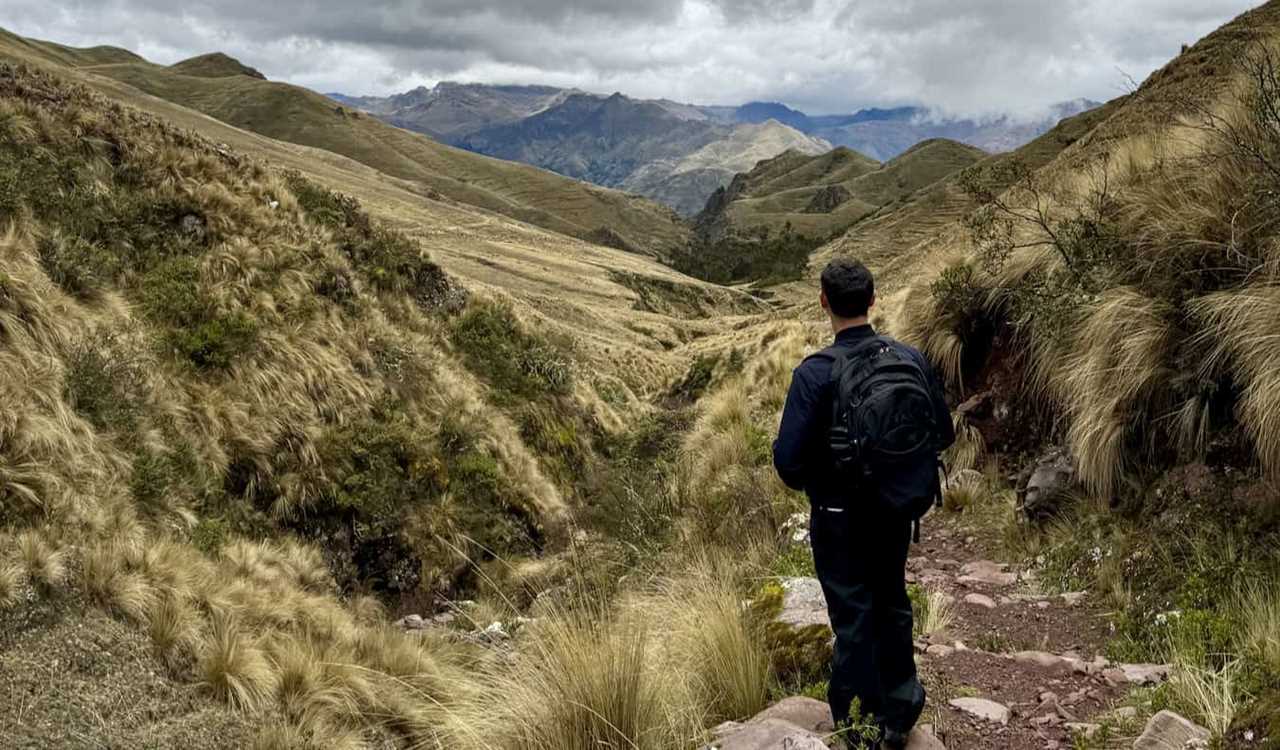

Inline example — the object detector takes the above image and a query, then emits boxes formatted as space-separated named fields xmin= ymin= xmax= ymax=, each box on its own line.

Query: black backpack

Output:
xmin=816 ymin=336 xmax=945 ymax=535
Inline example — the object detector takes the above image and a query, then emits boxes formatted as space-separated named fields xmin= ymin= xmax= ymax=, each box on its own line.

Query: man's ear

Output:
xmin=820 ymin=290 xmax=830 ymax=311
xmin=868 ymin=294 xmax=876 ymax=311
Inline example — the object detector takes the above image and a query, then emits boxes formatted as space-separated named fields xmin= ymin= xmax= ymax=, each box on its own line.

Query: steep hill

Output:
xmin=19 ymin=41 xmax=691 ymax=259
xmin=169 ymin=52 xmax=266 ymax=80
xmin=0 ymin=33 xmax=771 ymax=750
xmin=696 ymin=138 xmax=986 ymax=245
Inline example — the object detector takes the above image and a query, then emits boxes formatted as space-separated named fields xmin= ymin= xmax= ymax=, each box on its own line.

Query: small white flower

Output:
xmin=1244 ymin=729 xmax=1255 ymax=741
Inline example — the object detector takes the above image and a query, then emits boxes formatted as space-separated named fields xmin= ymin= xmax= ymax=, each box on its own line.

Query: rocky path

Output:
xmin=712 ymin=510 xmax=1202 ymax=750
xmin=906 ymin=513 xmax=1148 ymax=749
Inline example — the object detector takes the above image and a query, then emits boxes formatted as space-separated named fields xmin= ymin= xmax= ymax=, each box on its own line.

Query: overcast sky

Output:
xmin=1 ymin=0 xmax=1261 ymax=117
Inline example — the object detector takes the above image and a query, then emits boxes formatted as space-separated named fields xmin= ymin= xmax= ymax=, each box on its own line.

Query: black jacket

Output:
xmin=772 ymin=325 xmax=954 ymax=509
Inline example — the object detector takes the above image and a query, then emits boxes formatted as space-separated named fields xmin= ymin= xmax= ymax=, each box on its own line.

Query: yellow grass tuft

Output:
xmin=917 ymin=589 xmax=956 ymax=637
xmin=16 ymin=531 xmax=67 ymax=591
xmin=82 ymin=540 xmax=156 ymax=622
xmin=0 ymin=561 xmax=23 ymax=608
xmin=1192 ymin=287 xmax=1280 ymax=480
xmin=198 ymin=611 xmax=279 ymax=712
xmin=646 ymin=566 xmax=771 ymax=725
xmin=1239 ymin=582 xmax=1280 ymax=677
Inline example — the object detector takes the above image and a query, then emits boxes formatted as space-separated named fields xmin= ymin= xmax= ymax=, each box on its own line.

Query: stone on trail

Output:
xmin=948 ymin=697 xmax=1011 ymax=725
xmin=1011 ymin=650 xmax=1078 ymax=674
xmin=1132 ymin=710 xmax=1210 ymax=750
xmin=925 ymin=644 xmax=955 ymax=658
xmin=956 ymin=560 xmax=1018 ymax=587
xmin=962 ymin=593 xmax=997 ymax=609
xmin=1105 ymin=663 xmax=1172 ymax=686
xmin=777 ymin=577 xmax=831 ymax=629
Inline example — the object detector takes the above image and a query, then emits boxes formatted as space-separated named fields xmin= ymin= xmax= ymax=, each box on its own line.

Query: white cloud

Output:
xmin=0 ymin=0 xmax=1261 ymax=116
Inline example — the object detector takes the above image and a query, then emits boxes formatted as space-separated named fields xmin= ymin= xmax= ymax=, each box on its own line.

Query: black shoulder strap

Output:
xmin=807 ymin=336 xmax=890 ymax=385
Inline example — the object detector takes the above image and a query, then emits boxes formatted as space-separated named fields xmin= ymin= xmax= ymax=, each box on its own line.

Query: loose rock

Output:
xmin=1133 ymin=710 xmax=1210 ymax=750
xmin=963 ymin=593 xmax=997 ymax=609
xmin=949 ymin=697 xmax=1011 ymax=725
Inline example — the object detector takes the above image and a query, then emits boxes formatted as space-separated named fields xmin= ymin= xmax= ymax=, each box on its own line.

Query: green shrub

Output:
xmin=287 ymin=173 xmax=457 ymax=309
xmin=668 ymin=354 xmax=718 ymax=404
xmin=140 ymin=257 xmax=258 ymax=370
xmin=131 ymin=440 xmax=213 ymax=517
xmin=450 ymin=300 xmax=574 ymax=400
xmin=36 ymin=234 xmax=121 ymax=298
xmin=63 ymin=330 xmax=149 ymax=434
xmin=673 ymin=225 xmax=823 ymax=286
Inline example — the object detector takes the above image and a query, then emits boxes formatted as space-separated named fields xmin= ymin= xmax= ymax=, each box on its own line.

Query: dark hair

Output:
xmin=820 ymin=258 xmax=875 ymax=318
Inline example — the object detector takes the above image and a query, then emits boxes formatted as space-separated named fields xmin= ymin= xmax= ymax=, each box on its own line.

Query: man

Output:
xmin=773 ymin=258 xmax=954 ymax=748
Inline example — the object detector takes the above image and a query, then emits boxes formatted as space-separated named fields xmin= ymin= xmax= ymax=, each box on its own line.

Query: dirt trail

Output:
xmin=908 ymin=511 xmax=1149 ymax=750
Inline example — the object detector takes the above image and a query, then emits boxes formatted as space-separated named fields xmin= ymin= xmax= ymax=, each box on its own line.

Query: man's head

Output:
xmin=820 ymin=258 xmax=875 ymax=327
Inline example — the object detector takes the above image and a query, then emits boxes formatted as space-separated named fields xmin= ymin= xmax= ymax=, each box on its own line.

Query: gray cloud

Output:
xmin=0 ymin=0 xmax=1260 ymax=116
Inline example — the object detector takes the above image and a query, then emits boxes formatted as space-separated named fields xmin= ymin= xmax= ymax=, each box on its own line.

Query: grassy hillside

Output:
xmin=706 ymin=138 xmax=986 ymax=241
xmin=0 ymin=34 xmax=691 ymax=259
xmin=169 ymin=52 xmax=266 ymax=80
xmin=809 ymin=99 xmax=1125 ymax=295
xmin=675 ymin=139 xmax=984 ymax=286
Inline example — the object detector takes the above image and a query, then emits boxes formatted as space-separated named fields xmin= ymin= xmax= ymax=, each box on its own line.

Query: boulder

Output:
xmin=777 ymin=577 xmax=831 ymax=629
xmin=1132 ymin=710 xmax=1210 ymax=750
xmin=1022 ymin=448 xmax=1076 ymax=523
xmin=949 ymin=697 xmax=1010 ymax=725
xmin=749 ymin=697 xmax=834 ymax=734
xmin=705 ymin=717 xmax=828 ymax=750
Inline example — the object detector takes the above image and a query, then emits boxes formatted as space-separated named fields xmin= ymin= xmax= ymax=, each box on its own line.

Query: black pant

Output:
xmin=810 ymin=506 xmax=923 ymax=733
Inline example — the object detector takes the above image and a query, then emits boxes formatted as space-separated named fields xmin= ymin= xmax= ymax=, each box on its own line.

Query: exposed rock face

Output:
xmin=1022 ymin=448 xmax=1077 ymax=523
xmin=1132 ymin=710 xmax=1210 ymax=750
xmin=803 ymin=184 xmax=853 ymax=214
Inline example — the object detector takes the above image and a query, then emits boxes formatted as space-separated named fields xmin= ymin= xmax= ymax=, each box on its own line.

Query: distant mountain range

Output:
xmin=330 ymin=84 xmax=1099 ymax=215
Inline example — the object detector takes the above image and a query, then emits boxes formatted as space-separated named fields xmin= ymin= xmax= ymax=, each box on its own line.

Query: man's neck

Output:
xmin=830 ymin=316 xmax=869 ymax=335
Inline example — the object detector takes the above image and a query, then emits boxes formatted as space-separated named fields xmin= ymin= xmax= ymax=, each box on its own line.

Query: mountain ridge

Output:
xmin=336 ymin=81 xmax=1099 ymax=211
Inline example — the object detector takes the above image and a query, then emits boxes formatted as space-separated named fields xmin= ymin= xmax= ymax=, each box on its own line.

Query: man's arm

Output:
xmin=773 ymin=361 xmax=823 ymax=491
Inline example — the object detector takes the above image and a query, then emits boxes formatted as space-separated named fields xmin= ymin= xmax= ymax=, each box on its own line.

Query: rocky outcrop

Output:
xmin=1132 ymin=710 xmax=1210 ymax=749
xmin=1022 ymin=448 xmax=1077 ymax=523
xmin=803 ymin=184 xmax=852 ymax=214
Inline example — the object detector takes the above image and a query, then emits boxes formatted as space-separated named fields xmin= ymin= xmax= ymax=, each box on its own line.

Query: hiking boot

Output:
xmin=880 ymin=728 xmax=909 ymax=750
